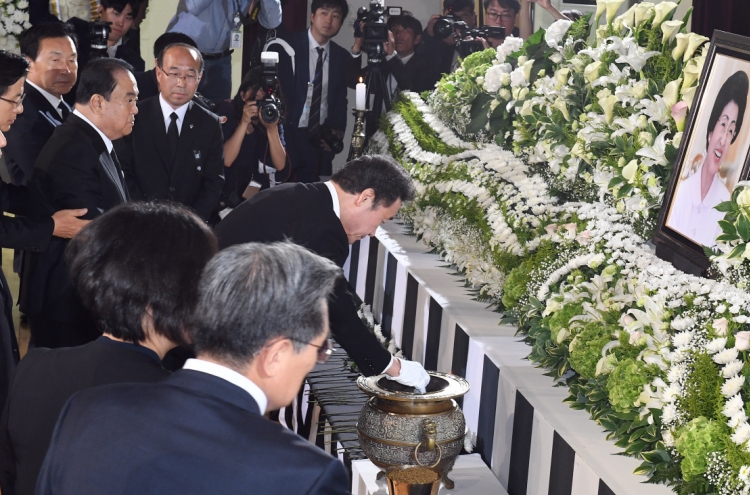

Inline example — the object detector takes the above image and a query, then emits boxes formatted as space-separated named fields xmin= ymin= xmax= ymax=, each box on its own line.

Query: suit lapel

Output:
xmin=99 ymin=151 xmax=128 ymax=203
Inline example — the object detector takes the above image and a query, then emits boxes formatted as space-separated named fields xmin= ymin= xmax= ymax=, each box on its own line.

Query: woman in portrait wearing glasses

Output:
xmin=0 ymin=51 xmax=89 ymax=413
xmin=216 ymin=66 xmax=288 ymax=208
xmin=0 ymin=201 xmax=217 ymax=495
xmin=667 ymin=70 xmax=749 ymax=248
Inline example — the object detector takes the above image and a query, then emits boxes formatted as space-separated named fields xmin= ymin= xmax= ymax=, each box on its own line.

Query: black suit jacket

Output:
xmin=215 ymin=183 xmax=393 ymax=376
xmin=2 ymin=82 xmax=71 ymax=186
xmin=270 ymin=30 xmax=349 ymax=178
xmin=349 ymin=46 xmax=441 ymax=95
xmin=21 ymin=113 xmax=129 ymax=317
xmin=36 ymin=369 xmax=351 ymax=495
xmin=0 ymin=337 xmax=169 ymax=495
xmin=114 ymin=97 xmax=224 ymax=221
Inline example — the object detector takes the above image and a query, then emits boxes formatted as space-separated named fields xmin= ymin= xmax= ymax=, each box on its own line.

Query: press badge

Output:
xmin=230 ymin=28 xmax=242 ymax=49
xmin=301 ymin=82 xmax=314 ymax=120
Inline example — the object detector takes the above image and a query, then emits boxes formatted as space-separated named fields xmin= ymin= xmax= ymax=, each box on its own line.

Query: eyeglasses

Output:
xmin=0 ymin=92 xmax=26 ymax=110
xmin=158 ymin=66 xmax=199 ymax=84
xmin=485 ymin=11 xmax=516 ymax=22
xmin=289 ymin=337 xmax=335 ymax=364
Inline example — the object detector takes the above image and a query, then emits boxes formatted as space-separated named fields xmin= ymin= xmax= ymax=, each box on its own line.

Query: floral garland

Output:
xmin=373 ymin=1 xmax=750 ymax=491
xmin=0 ymin=0 xmax=31 ymax=53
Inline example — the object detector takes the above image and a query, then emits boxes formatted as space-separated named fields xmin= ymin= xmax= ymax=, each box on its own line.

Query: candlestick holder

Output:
xmin=348 ymin=108 xmax=367 ymax=160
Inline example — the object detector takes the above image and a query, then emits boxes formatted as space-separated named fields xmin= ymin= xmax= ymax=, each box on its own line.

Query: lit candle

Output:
xmin=356 ymin=78 xmax=366 ymax=111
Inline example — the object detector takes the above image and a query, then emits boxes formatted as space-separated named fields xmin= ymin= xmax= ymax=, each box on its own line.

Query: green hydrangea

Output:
xmin=674 ymin=417 xmax=724 ymax=481
xmin=462 ymin=48 xmax=497 ymax=71
xmin=568 ymin=322 xmax=613 ymax=379
xmin=545 ymin=302 xmax=584 ymax=343
xmin=605 ymin=358 xmax=654 ymax=413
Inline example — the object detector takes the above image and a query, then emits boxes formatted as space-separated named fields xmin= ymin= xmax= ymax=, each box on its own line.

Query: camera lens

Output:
xmin=433 ymin=18 xmax=454 ymax=40
xmin=261 ymin=102 xmax=279 ymax=124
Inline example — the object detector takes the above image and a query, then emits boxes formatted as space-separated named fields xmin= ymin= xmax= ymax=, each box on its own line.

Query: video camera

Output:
xmin=258 ymin=51 xmax=283 ymax=125
xmin=89 ymin=21 xmax=111 ymax=59
xmin=433 ymin=9 xmax=505 ymax=58
xmin=354 ymin=0 xmax=402 ymax=62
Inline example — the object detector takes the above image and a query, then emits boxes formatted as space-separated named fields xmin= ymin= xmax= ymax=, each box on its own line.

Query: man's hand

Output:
xmin=385 ymin=358 xmax=430 ymax=392
xmin=426 ymin=14 xmax=441 ymax=36
xmin=51 ymin=208 xmax=89 ymax=238
xmin=383 ymin=30 xmax=395 ymax=56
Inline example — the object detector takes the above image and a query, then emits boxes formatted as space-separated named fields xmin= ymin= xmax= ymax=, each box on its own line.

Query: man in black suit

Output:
xmin=22 ymin=57 xmax=136 ymax=349
xmin=272 ymin=0 xmax=350 ymax=183
xmin=37 ymin=242 xmax=351 ymax=495
xmin=352 ymin=13 xmax=440 ymax=98
xmin=115 ymin=43 xmax=224 ymax=222
xmin=0 ymin=202 xmax=216 ymax=495
xmin=3 ymin=23 xmax=77 ymax=186
xmin=215 ymin=155 xmax=430 ymax=387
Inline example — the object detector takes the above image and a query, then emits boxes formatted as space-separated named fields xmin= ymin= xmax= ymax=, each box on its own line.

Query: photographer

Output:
xmin=485 ymin=0 xmax=567 ymax=46
xmin=351 ymin=13 xmax=440 ymax=97
xmin=420 ymin=0 xmax=487 ymax=76
xmin=270 ymin=0 xmax=349 ymax=183
xmin=65 ymin=0 xmax=144 ymax=102
xmin=216 ymin=65 xmax=288 ymax=202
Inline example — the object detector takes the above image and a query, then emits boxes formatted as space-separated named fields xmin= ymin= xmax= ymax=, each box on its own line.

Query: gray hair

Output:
xmin=191 ymin=242 xmax=342 ymax=368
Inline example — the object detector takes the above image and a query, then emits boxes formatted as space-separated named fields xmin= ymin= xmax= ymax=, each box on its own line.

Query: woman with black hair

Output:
xmin=216 ymin=66 xmax=288 ymax=203
xmin=0 ymin=201 xmax=217 ymax=495
xmin=668 ymin=70 xmax=750 ymax=247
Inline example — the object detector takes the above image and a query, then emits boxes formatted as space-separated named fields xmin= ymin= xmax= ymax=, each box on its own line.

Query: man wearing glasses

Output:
xmin=36 ymin=242 xmax=352 ymax=495
xmin=114 ymin=43 xmax=224 ymax=223
xmin=484 ymin=0 xmax=567 ymax=46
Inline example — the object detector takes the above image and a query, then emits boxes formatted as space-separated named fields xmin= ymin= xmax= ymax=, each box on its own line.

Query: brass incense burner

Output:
xmin=356 ymin=372 xmax=470 ymax=492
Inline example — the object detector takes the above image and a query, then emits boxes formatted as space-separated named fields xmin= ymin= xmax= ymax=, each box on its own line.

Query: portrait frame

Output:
xmin=654 ymin=31 xmax=750 ymax=275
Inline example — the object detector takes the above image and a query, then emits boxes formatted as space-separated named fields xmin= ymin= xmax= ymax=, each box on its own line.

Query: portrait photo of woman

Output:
xmin=667 ymin=64 xmax=750 ymax=247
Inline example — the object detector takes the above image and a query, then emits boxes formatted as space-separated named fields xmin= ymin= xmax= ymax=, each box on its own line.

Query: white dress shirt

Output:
xmin=26 ymin=80 xmax=67 ymax=118
xmin=667 ymin=160 xmax=730 ymax=247
xmin=183 ymin=358 xmax=269 ymax=414
xmin=298 ymin=29 xmax=330 ymax=128
xmin=73 ymin=109 xmax=113 ymax=153
xmin=106 ymin=37 xmax=122 ymax=59
xmin=159 ymin=94 xmax=190 ymax=134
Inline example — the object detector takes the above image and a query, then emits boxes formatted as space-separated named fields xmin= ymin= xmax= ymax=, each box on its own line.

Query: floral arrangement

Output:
xmin=371 ymin=1 xmax=750 ymax=492
xmin=0 ymin=0 xmax=31 ymax=53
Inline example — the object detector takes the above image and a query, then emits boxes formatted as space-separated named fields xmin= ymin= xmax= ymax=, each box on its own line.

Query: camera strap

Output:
xmin=263 ymin=29 xmax=296 ymax=76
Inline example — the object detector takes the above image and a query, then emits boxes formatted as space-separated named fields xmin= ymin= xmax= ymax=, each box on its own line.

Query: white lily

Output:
xmin=615 ymin=38 xmax=660 ymax=72
xmin=634 ymin=2 xmax=654 ymax=26
xmin=661 ymin=20 xmax=683 ymax=44
xmin=594 ymin=0 xmax=606 ymax=24
xmin=652 ymin=1 xmax=678 ymax=26
xmin=622 ymin=159 xmax=638 ymax=183
xmin=681 ymin=59 xmax=701 ymax=90
xmin=636 ymin=130 xmax=670 ymax=168
xmin=684 ymin=33 xmax=709 ymax=62
xmin=599 ymin=94 xmax=620 ymax=124
xmin=552 ymin=98 xmax=570 ymax=121
xmin=681 ymin=85 xmax=697 ymax=109
xmin=584 ymin=61 xmax=602 ymax=84
xmin=672 ymin=33 xmax=689 ymax=61
xmin=662 ymin=78 xmax=682 ymax=108
xmin=605 ymin=0 xmax=626 ymax=24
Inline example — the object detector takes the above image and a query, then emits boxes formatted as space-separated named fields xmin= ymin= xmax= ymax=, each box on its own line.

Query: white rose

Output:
xmin=736 ymin=331 xmax=750 ymax=351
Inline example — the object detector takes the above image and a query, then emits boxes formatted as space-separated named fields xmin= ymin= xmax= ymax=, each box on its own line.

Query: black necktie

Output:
xmin=167 ymin=112 xmax=179 ymax=166
xmin=308 ymin=47 xmax=324 ymax=133
xmin=58 ymin=102 xmax=69 ymax=120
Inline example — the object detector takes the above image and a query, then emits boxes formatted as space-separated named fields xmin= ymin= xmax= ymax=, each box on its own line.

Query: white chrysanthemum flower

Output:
xmin=722 ymin=375 xmax=746 ymax=397
xmin=714 ymin=347 xmax=740 ymax=365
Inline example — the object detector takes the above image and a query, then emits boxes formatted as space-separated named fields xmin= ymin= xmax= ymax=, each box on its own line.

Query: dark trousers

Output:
xmin=286 ymin=126 xmax=333 ymax=183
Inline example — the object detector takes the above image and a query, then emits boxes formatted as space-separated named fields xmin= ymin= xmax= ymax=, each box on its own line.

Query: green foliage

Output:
xmin=674 ymin=417 xmax=724 ymax=481
xmin=682 ymin=352 xmax=723 ymax=422
xmin=568 ymin=322 xmax=613 ymax=379
xmin=606 ymin=358 xmax=656 ymax=413
xmin=502 ymin=241 xmax=558 ymax=309
xmin=393 ymin=98 xmax=463 ymax=156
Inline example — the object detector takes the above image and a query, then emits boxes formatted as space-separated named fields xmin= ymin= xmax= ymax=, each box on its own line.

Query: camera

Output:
xmin=258 ymin=51 xmax=283 ymax=125
xmin=355 ymin=0 xmax=402 ymax=62
xmin=89 ymin=21 xmax=111 ymax=59
xmin=433 ymin=11 xmax=505 ymax=58
xmin=309 ymin=125 xmax=344 ymax=154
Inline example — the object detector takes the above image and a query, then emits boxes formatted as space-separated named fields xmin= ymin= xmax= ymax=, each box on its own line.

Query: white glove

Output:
xmin=386 ymin=358 xmax=430 ymax=392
